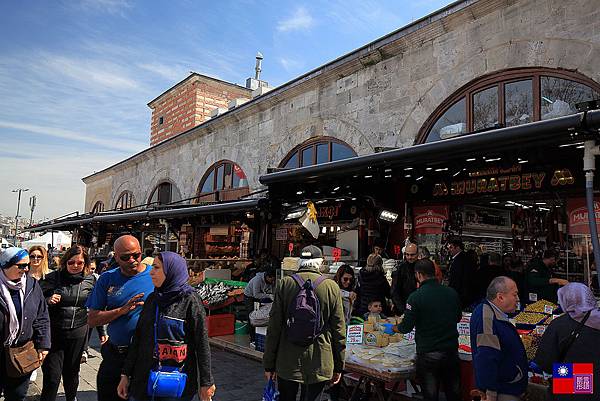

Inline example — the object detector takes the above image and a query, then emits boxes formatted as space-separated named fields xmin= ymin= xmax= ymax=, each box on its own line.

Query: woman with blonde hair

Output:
xmin=39 ymin=245 xmax=106 ymax=401
xmin=28 ymin=246 xmax=50 ymax=280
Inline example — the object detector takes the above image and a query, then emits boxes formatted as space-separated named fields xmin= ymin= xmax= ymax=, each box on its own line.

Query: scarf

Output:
xmin=155 ymin=251 xmax=194 ymax=308
xmin=0 ymin=268 xmax=27 ymax=346
xmin=557 ymin=283 xmax=600 ymax=331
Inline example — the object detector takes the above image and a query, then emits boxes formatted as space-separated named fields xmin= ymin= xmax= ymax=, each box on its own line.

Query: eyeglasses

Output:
xmin=67 ymin=260 xmax=85 ymax=267
xmin=16 ymin=263 xmax=30 ymax=270
xmin=119 ymin=252 xmax=142 ymax=262
xmin=30 ymin=255 xmax=44 ymax=260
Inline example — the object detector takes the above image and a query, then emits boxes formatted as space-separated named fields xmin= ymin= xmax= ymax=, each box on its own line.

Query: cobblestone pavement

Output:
xmin=17 ymin=335 xmax=331 ymax=401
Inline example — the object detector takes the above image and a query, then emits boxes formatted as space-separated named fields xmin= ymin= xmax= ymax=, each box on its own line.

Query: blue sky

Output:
xmin=0 ymin=0 xmax=453 ymax=220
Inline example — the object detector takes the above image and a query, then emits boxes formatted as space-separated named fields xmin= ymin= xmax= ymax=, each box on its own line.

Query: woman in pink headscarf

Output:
xmin=534 ymin=283 xmax=600 ymax=401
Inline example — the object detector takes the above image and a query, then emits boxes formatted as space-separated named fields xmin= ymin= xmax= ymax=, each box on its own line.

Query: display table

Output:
xmin=344 ymin=361 xmax=416 ymax=401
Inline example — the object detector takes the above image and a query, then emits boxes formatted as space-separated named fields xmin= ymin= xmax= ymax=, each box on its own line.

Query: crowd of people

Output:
xmin=1 ymin=236 xmax=600 ymax=401
xmin=0 ymin=235 xmax=215 ymax=401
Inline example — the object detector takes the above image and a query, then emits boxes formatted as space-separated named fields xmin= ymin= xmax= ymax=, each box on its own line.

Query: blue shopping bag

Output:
xmin=262 ymin=378 xmax=279 ymax=401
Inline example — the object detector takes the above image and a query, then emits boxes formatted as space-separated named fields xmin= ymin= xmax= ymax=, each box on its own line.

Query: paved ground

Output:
xmin=17 ymin=335 xmax=324 ymax=401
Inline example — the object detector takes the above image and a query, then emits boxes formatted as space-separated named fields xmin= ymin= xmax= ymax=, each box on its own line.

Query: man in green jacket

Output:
xmin=263 ymin=245 xmax=346 ymax=401
xmin=526 ymin=249 xmax=568 ymax=303
xmin=394 ymin=259 xmax=462 ymax=401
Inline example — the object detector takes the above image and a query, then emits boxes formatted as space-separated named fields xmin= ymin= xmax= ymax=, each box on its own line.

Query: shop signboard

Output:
xmin=567 ymin=197 xmax=600 ymax=235
xmin=347 ymin=325 xmax=364 ymax=344
xmin=413 ymin=206 xmax=449 ymax=235
xmin=427 ymin=165 xmax=576 ymax=198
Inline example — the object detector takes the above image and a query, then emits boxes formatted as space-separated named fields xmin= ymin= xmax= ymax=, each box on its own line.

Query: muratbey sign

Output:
xmin=432 ymin=165 xmax=574 ymax=197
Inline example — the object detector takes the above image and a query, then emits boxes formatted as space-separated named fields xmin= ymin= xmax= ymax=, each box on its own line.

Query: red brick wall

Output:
xmin=149 ymin=76 xmax=251 ymax=146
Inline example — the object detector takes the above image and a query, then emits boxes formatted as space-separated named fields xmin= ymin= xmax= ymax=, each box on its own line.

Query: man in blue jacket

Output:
xmin=470 ymin=276 xmax=528 ymax=401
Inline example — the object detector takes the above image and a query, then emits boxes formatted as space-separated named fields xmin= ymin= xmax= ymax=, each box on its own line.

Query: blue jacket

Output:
xmin=470 ymin=300 xmax=528 ymax=397
xmin=0 ymin=275 xmax=51 ymax=350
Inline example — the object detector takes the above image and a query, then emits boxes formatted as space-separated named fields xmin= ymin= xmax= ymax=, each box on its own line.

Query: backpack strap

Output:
xmin=312 ymin=276 xmax=327 ymax=290
xmin=291 ymin=274 xmax=305 ymax=287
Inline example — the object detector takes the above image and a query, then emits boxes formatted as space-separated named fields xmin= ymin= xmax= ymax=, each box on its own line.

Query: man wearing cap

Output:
xmin=1 ymin=247 xmax=50 ymax=401
xmin=263 ymin=245 xmax=346 ymax=401
xmin=86 ymin=235 xmax=154 ymax=401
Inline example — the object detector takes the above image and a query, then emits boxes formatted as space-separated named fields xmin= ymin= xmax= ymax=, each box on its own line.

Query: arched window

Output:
xmin=115 ymin=191 xmax=135 ymax=210
xmin=91 ymin=201 xmax=104 ymax=214
xmin=197 ymin=160 xmax=249 ymax=202
xmin=149 ymin=182 xmax=176 ymax=205
xmin=418 ymin=68 xmax=600 ymax=144
xmin=279 ymin=137 xmax=356 ymax=168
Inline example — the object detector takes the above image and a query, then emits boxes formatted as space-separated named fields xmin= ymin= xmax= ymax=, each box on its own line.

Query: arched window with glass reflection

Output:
xmin=197 ymin=160 xmax=249 ymax=202
xmin=418 ymin=68 xmax=600 ymax=144
xmin=279 ymin=137 xmax=357 ymax=169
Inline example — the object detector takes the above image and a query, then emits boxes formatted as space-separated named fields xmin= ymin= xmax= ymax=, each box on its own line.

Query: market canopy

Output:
xmin=21 ymin=231 xmax=72 ymax=249
xmin=260 ymin=110 xmax=600 ymax=187
xmin=27 ymin=198 xmax=267 ymax=232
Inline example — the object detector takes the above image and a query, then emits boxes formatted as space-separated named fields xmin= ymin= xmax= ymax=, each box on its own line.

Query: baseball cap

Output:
xmin=300 ymin=245 xmax=323 ymax=259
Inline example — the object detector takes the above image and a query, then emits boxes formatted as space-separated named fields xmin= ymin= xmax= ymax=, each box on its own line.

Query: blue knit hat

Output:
xmin=0 ymin=247 xmax=28 ymax=269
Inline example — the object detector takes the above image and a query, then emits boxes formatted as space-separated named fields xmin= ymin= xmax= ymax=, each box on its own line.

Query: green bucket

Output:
xmin=234 ymin=321 xmax=249 ymax=335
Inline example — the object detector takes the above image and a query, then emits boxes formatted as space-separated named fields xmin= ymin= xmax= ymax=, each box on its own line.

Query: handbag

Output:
xmin=147 ymin=305 xmax=187 ymax=398
xmin=5 ymin=340 xmax=41 ymax=378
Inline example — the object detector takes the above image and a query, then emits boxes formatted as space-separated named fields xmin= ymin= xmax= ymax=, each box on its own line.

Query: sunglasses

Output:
xmin=67 ymin=260 xmax=85 ymax=267
xmin=16 ymin=263 xmax=30 ymax=270
xmin=341 ymin=277 xmax=352 ymax=282
xmin=30 ymin=255 xmax=44 ymax=260
xmin=119 ymin=252 xmax=142 ymax=262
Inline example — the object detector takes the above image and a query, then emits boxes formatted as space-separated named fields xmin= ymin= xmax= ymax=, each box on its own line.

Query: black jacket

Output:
xmin=0 ymin=275 xmax=51 ymax=349
xmin=535 ymin=314 xmax=600 ymax=401
xmin=391 ymin=261 xmax=417 ymax=315
xmin=448 ymin=251 xmax=477 ymax=308
xmin=123 ymin=292 xmax=214 ymax=400
xmin=40 ymin=270 xmax=104 ymax=335
xmin=353 ymin=269 xmax=390 ymax=317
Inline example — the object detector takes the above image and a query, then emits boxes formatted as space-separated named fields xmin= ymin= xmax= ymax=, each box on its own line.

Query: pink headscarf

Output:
xmin=557 ymin=283 xmax=600 ymax=331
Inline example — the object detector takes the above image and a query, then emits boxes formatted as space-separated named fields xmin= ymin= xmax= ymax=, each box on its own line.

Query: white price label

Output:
xmin=544 ymin=305 xmax=554 ymax=314
xmin=457 ymin=322 xmax=470 ymax=336
xmin=404 ymin=330 xmax=415 ymax=341
xmin=529 ymin=293 xmax=538 ymax=302
xmin=346 ymin=325 xmax=364 ymax=345
xmin=535 ymin=326 xmax=546 ymax=335
xmin=516 ymin=302 xmax=521 ymax=311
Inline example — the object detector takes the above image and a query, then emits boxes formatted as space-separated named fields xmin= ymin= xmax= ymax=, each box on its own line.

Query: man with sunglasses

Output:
xmin=86 ymin=235 xmax=154 ymax=401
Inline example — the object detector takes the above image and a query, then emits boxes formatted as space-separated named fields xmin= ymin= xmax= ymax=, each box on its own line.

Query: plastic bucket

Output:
xmin=234 ymin=321 xmax=249 ymax=335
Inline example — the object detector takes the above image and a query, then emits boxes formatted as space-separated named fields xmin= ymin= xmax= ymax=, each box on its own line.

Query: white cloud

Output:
xmin=278 ymin=57 xmax=303 ymax=72
xmin=42 ymin=55 xmax=141 ymax=91
xmin=0 ymin=121 xmax=146 ymax=153
xmin=277 ymin=7 xmax=315 ymax=32
xmin=138 ymin=62 xmax=190 ymax=82
xmin=76 ymin=0 xmax=133 ymax=15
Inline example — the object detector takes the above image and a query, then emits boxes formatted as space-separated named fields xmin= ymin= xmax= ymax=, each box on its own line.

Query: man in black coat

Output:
xmin=391 ymin=243 xmax=419 ymax=315
xmin=447 ymin=239 xmax=477 ymax=309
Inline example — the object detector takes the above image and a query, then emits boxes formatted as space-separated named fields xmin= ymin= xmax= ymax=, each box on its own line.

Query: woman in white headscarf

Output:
xmin=535 ymin=283 xmax=600 ymax=401
xmin=0 ymin=247 xmax=51 ymax=401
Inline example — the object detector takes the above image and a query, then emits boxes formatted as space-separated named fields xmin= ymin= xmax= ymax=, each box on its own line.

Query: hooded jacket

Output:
xmin=353 ymin=268 xmax=390 ymax=317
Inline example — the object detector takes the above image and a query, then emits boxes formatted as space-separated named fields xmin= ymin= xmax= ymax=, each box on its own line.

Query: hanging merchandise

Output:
xmin=299 ymin=201 xmax=320 ymax=239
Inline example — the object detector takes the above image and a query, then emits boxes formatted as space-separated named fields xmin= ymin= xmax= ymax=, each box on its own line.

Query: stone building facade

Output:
xmin=148 ymin=73 xmax=252 ymax=146
xmin=83 ymin=0 xmax=600 ymax=213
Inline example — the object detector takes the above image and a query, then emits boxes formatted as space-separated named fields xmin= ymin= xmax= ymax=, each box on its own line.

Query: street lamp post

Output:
xmin=29 ymin=195 xmax=37 ymax=226
xmin=12 ymin=188 xmax=29 ymax=241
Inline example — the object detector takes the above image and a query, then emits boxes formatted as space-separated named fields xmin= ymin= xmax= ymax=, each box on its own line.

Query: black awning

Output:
xmin=260 ymin=111 xmax=600 ymax=186
xmin=27 ymin=199 xmax=265 ymax=232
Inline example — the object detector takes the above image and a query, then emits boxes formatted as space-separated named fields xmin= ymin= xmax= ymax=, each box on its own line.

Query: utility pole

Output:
xmin=12 ymin=188 xmax=29 ymax=240
xmin=29 ymin=195 xmax=37 ymax=226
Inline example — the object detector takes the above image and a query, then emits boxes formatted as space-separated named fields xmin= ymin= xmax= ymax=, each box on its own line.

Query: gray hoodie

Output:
xmin=243 ymin=272 xmax=273 ymax=299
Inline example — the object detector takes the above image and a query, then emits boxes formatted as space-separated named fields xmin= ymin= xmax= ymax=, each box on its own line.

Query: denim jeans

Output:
xmin=97 ymin=344 xmax=129 ymax=401
xmin=0 ymin=352 xmax=31 ymax=401
xmin=415 ymin=350 xmax=461 ymax=401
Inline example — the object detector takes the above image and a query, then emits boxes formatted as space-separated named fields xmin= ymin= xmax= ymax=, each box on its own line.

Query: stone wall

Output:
xmin=84 ymin=0 xmax=600 ymax=213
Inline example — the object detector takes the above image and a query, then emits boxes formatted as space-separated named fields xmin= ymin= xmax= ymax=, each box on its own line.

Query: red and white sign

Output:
xmin=567 ymin=198 xmax=600 ymax=235
xmin=413 ymin=206 xmax=448 ymax=235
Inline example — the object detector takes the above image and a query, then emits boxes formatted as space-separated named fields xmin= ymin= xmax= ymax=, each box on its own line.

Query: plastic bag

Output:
xmin=262 ymin=378 xmax=279 ymax=401
xmin=250 ymin=303 xmax=272 ymax=327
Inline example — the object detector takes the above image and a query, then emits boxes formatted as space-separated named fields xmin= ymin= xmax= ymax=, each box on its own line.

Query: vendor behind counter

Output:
xmin=526 ymin=250 xmax=569 ymax=303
